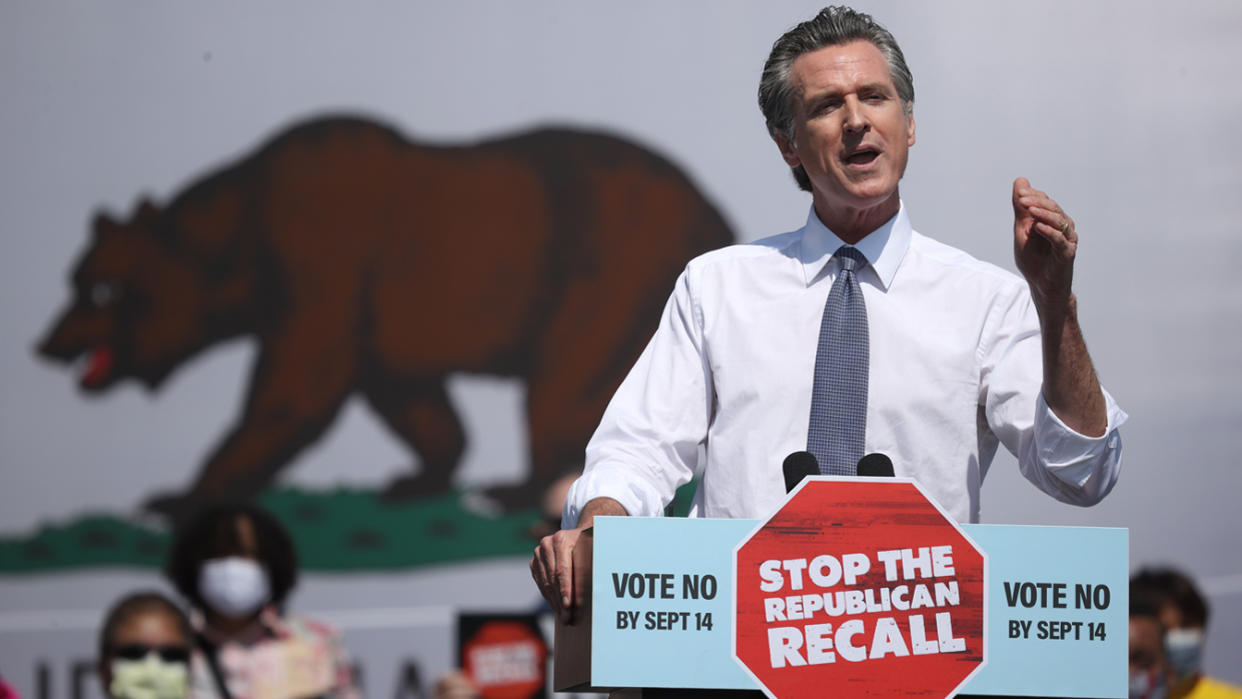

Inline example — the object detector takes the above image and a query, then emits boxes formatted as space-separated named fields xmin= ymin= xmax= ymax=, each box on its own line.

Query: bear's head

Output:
xmin=37 ymin=200 xmax=217 ymax=392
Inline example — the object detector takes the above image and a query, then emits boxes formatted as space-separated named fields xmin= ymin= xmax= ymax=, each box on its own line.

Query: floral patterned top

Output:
xmin=190 ymin=609 xmax=359 ymax=699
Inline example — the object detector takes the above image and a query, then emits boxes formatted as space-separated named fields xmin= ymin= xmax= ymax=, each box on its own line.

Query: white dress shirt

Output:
xmin=565 ymin=205 xmax=1126 ymax=524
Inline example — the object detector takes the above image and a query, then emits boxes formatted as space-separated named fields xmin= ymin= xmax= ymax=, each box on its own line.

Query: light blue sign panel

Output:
xmin=960 ymin=524 xmax=1128 ymax=698
xmin=591 ymin=516 xmax=758 ymax=689
xmin=587 ymin=517 xmax=1126 ymax=697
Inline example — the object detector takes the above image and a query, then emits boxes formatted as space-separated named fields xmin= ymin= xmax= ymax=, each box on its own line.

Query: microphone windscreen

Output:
xmin=857 ymin=453 xmax=895 ymax=478
xmin=783 ymin=451 xmax=820 ymax=492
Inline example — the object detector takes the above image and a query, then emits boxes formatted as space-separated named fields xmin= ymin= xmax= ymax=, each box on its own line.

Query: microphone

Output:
xmin=857 ymin=453 xmax=895 ymax=478
xmin=783 ymin=451 xmax=820 ymax=492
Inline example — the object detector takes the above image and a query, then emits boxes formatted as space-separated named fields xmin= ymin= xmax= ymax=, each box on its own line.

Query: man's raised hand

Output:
xmin=1012 ymin=177 xmax=1077 ymax=312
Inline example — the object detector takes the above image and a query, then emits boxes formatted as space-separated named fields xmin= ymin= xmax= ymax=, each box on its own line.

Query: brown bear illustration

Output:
xmin=37 ymin=115 xmax=733 ymax=515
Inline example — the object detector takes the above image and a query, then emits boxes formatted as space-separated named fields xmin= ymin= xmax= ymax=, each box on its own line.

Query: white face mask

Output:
xmin=198 ymin=557 xmax=271 ymax=618
xmin=109 ymin=655 xmax=188 ymax=699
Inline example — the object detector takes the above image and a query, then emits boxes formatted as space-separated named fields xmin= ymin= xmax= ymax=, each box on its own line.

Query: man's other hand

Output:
xmin=531 ymin=524 xmax=588 ymax=624
xmin=530 ymin=496 xmax=627 ymax=624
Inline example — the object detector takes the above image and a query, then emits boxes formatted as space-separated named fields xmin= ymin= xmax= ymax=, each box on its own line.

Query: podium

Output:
xmin=553 ymin=477 xmax=1127 ymax=699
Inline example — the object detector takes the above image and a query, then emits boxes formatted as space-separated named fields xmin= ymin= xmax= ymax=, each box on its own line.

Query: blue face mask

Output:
xmin=1164 ymin=628 xmax=1204 ymax=684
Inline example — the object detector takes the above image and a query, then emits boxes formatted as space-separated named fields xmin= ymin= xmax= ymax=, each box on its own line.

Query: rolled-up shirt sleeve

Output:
xmin=981 ymin=281 xmax=1128 ymax=507
xmin=1022 ymin=388 xmax=1127 ymax=505
xmin=564 ymin=266 xmax=711 ymax=527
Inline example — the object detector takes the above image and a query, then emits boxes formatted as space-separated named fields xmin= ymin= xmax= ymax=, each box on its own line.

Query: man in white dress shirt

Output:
xmin=531 ymin=6 xmax=1126 ymax=621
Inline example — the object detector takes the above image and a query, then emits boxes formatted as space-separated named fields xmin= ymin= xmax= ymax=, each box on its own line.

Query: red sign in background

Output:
xmin=461 ymin=618 xmax=548 ymax=699
xmin=734 ymin=479 xmax=985 ymax=698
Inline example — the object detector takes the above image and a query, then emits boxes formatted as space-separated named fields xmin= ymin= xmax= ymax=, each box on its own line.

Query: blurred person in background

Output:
xmin=527 ymin=472 xmax=581 ymax=548
xmin=1131 ymin=568 xmax=1242 ymax=699
xmin=1131 ymin=598 xmax=1173 ymax=699
xmin=434 ymin=670 xmax=480 ymax=699
xmin=165 ymin=503 xmax=359 ymax=699
xmin=97 ymin=591 xmax=193 ymax=699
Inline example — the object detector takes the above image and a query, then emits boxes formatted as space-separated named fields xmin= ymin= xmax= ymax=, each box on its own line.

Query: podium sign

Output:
xmin=563 ymin=480 xmax=1127 ymax=698
xmin=734 ymin=478 xmax=985 ymax=698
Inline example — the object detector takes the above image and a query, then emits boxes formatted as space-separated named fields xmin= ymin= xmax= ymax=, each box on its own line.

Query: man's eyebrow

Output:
xmin=802 ymin=81 xmax=896 ymax=105
xmin=857 ymin=81 xmax=897 ymax=95
xmin=801 ymin=87 xmax=843 ymax=106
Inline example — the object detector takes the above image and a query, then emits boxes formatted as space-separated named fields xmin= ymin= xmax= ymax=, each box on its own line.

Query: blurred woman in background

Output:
xmin=165 ymin=504 xmax=359 ymax=699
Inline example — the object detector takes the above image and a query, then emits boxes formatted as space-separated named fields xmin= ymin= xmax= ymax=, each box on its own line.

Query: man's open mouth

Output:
xmin=843 ymin=149 xmax=880 ymax=165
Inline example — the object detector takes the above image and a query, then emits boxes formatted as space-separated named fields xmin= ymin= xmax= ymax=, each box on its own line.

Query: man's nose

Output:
xmin=842 ymin=97 xmax=868 ymax=132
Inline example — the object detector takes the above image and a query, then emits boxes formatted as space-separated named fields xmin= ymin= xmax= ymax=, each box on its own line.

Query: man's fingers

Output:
xmin=530 ymin=527 xmax=588 ymax=624
xmin=530 ymin=548 xmax=550 ymax=594
xmin=1027 ymin=206 xmax=1075 ymax=240
xmin=551 ymin=530 xmax=582 ymax=624
xmin=1012 ymin=177 xmax=1032 ymax=214
xmin=541 ymin=539 xmax=560 ymax=591
xmin=1020 ymin=193 xmax=1060 ymax=209
xmin=532 ymin=540 xmax=564 ymax=617
xmin=1032 ymin=222 xmax=1077 ymax=256
xmin=554 ymin=535 xmax=575 ymax=609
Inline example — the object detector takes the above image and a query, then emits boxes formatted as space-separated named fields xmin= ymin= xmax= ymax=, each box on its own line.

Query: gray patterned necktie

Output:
xmin=807 ymin=245 xmax=869 ymax=475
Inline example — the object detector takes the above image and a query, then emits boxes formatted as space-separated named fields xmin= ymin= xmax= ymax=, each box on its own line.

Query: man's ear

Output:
xmin=906 ymin=106 xmax=916 ymax=148
xmin=773 ymin=130 xmax=802 ymax=168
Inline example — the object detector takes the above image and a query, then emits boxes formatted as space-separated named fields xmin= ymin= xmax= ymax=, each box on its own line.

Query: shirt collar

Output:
xmin=798 ymin=202 xmax=911 ymax=290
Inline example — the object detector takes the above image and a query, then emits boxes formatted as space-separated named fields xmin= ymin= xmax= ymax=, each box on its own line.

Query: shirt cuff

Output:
xmin=562 ymin=461 xmax=668 ymax=527
xmin=1034 ymin=386 xmax=1128 ymax=489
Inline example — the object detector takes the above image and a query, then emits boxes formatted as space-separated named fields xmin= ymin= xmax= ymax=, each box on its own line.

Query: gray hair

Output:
xmin=758 ymin=6 xmax=915 ymax=191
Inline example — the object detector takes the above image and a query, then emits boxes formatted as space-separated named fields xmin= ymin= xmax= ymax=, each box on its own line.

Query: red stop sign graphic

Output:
xmin=462 ymin=620 xmax=547 ymax=699
xmin=733 ymin=478 xmax=985 ymax=698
